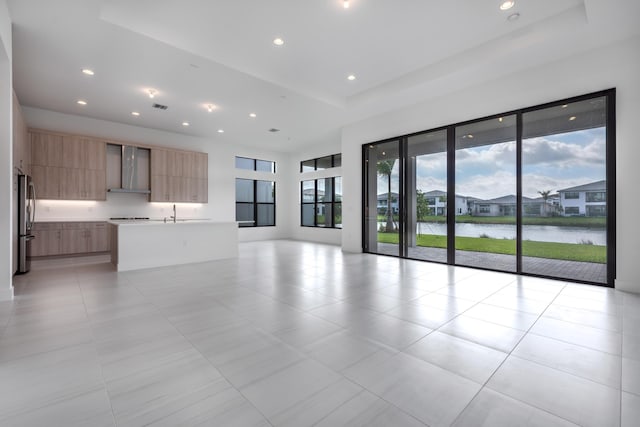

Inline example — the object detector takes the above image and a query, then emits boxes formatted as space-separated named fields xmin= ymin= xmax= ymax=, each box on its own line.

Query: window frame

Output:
xmin=235 ymin=178 xmax=276 ymax=227
xmin=564 ymin=191 xmax=580 ymax=200
xmin=300 ymin=177 xmax=342 ymax=229
xmin=235 ymin=156 xmax=276 ymax=173
xmin=300 ymin=154 xmax=341 ymax=172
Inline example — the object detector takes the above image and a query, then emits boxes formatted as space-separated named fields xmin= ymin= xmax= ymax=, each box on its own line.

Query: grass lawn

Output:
xmin=377 ymin=233 xmax=606 ymax=263
xmin=378 ymin=215 xmax=606 ymax=228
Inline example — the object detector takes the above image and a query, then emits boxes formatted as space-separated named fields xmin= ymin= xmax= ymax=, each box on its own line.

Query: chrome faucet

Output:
xmin=170 ymin=204 xmax=176 ymax=223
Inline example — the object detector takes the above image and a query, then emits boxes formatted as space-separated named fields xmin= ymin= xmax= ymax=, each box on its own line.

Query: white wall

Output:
xmin=289 ymin=139 xmax=342 ymax=246
xmin=341 ymin=35 xmax=640 ymax=293
xmin=234 ymin=149 xmax=292 ymax=242
xmin=22 ymin=107 xmax=292 ymax=242
xmin=0 ymin=0 xmax=12 ymax=301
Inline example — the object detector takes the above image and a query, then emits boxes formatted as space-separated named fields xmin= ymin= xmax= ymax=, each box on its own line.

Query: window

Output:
xmin=564 ymin=192 xmax=579 ymax=199
xmin=565 ymin=207 xmax=580 ymax=215
xmin=586 ymin=192 xmax=606 ymax=203
xmin=235 ymin=156 xmax=276 ymax=173
xmin=236 ymin=179 xmax=275 ymax=227
xmin=587 ymin=205 xmax=606 ymax=216
xmin=363 ymin=90 xmax=614 ymax=286
xmin=300 ymin=153 xmax=341 ymax=172
xmin=301 ymin=177 xmax=342 ymax=228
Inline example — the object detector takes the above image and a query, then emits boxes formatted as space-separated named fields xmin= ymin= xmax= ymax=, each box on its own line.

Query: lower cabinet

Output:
xmin=31 ymin=222 xmax=110 ymax=256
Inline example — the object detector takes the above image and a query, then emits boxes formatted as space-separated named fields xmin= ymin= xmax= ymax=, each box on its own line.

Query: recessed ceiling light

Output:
xmin=468 ymin=134 xmax=474 ymax=138
xmin=569 ymin=116 xmax=577 ymax=121
xmin=507 ymin=12 xmax=520 ymax=21
xmin=131 ymin=111 xmax=140 ymax=116
xmin=347 ymin=74 xmax=356 ymax=81
xmin=76 ymin=100 xmax=87 ymax=105
xmin=500 ymin=1 xmax=515 ymax=11
xmin=498 ymin=117 xmax=503 ymax=122
xmin=82 ymin=68 xmax=94 ymax=76
xmin=217 ymin=129 xmax=224 ymax=133
xmin=343 ymin=0 xmax=350 ymax=8
xmin=561 ymin=104 xmax=569 ymax=108
xmin=205 ymin=104 xmax=216 ymax=112
xmin=182 ymin=121 xmax=190 ymax=127
xmin=249 ymin=113 xmax=257 ymax=118
xmin=273 ymin=38 xmax=284 ymax=46
xmin=147 ymin=89 xmax=157 ymax=99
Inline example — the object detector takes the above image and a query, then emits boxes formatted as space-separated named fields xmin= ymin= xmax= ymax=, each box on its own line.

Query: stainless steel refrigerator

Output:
xmin=17 ymin=174 xmax=36 ymax=274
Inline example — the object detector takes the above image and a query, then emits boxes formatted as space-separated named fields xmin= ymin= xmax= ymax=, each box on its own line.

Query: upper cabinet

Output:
xmin=29 ymin=130 xmax=107 ymax=201
xmin=150 ymin=149 xmax=208 ymax=203
xmin=31 ymin=131 xmax=64 ymax=167
xmin=12 ymin=92 xmax=30 ymax=175
xmin=62 ymin=135 xmax=106 ymax=170
xmin=28 ymin=128 xmax=207 ymax=203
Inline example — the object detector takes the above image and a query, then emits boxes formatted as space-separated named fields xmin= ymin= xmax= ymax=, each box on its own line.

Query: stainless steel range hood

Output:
xmin=107 ymin=144 xmax=151 ymax=194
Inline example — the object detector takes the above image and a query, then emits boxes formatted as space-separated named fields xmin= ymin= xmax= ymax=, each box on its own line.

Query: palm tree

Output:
xmin=377 ymin=160 xmax=396 ymax=232
xmin=538 ymin=190 xmax=552 ymax=217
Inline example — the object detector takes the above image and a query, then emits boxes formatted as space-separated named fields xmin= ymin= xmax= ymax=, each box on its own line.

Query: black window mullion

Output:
xmin=516 ymin=113 xmax=523 ymax=274
xmin=607 ymin=90 xmax=616 ymax=287
xmin=314 ymin=179 xmax=318 ymax=226
xmin=399 ymin=138 xmax=406 ymax=258
xmin=253 ymin=180 xmax=258 ymax=227
xmin=446 ymin=127 xmax=455 ymax=265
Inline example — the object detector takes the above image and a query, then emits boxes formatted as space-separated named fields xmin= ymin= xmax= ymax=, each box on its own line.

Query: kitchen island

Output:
xmin=109 ymin=220 xmax=238 ymax=271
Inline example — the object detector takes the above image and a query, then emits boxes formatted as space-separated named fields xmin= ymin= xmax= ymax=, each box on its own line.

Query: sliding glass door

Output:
xmin=455 ymin=115 xmax=517 ymax=272
xmin=363 ymin=140 xmax=401 ymax=256
xmin=406 ymin=130 xmax=448 ymax=262
xmin=362 ymin=90 xmax=614 ymax=286
xmin=521 ymin=96 xmax=608 ymax=283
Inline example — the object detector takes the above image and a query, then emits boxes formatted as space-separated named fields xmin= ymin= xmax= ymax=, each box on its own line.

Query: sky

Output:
xmin=376 ymin=127 xmax=606 ymax=200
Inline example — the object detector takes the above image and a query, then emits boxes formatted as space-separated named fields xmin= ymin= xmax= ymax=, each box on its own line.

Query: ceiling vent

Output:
xmin=152 ymin=103 xmax=168 ymax=110
xmin=268 ymin=128 xmax=280 ymax=133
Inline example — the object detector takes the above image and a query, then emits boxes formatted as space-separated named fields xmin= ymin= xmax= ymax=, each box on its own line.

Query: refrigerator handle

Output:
xmin=29 ymin=180 xmax=36 ymax=226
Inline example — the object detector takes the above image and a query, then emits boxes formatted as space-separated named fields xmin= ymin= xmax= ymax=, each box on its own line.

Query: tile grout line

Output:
xmin=75 ymin=265 xmax=120 ymax=427
xmin=447 ymin=280 xmax=578 ymax=426
xmin=395 ymin=275 xmax=518 ymax=352
xmin=139 ymin=282 xmax=277 ymax=427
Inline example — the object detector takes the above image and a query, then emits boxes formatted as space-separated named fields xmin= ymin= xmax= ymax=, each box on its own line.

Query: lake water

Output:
xmin=411 ymin=222 xmax=607 ymax=245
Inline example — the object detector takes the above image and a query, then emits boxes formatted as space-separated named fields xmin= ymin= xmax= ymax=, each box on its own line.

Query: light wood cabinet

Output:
xmin=30 ymin=128 xmax=205 ymax=203
xmin=60 ymin=168 xmax=106 ymax=200
xmin=31 ymin=165 xmax=61 ymax=199
xmin=84 ymin=169 xmax=106 ymax=200
xmin=13 ymin=92 xmax=30 ymax=175
xmin=30 ymin=130 xmax=106 ymax=201
xmin=150 ymin=149 xmax=207 ymax=202
xmin=31 ymin=132 xmax=63 ymax=167
xmin=62 ymin=135 xmax=106 ymax=171
xmin=31 ymin=223 xmax=63 ymax=256
xmin=88 ymin=223 xmax=109 ymax=252
xmin=60 ymin=228 xmax=86 ymax=254
xmin=31 ymin=222 xmax=110 ymax=256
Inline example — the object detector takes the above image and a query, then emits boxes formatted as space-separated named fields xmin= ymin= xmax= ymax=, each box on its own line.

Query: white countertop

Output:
xmin=108 ymin=219 xmax=229 ymax=226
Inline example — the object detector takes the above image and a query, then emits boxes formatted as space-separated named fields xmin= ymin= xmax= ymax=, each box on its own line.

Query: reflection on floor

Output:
xmin=1 ymin=240 xmax=637 ymax=426
xmin=378 ymin=243 xmax=607 ymax=283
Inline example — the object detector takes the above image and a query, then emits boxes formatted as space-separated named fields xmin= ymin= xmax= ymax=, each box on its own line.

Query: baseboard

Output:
xmin=0 ymin=285 xmax=14 ymax=301
xmin=615 ymin=279 xmax=639 ymax=294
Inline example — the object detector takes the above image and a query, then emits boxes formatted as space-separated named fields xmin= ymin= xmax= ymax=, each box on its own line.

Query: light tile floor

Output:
xmin=2 ymin=240 xmax=638 ymax=426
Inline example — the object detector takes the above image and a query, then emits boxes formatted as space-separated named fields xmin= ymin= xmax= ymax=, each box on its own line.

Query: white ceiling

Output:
xmin=8 ymin=0 xmax=640 ymax=152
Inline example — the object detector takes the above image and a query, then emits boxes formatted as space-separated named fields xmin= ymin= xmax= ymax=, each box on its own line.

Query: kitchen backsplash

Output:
xmin=35 ymin=192 xmax=206 ymax=221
